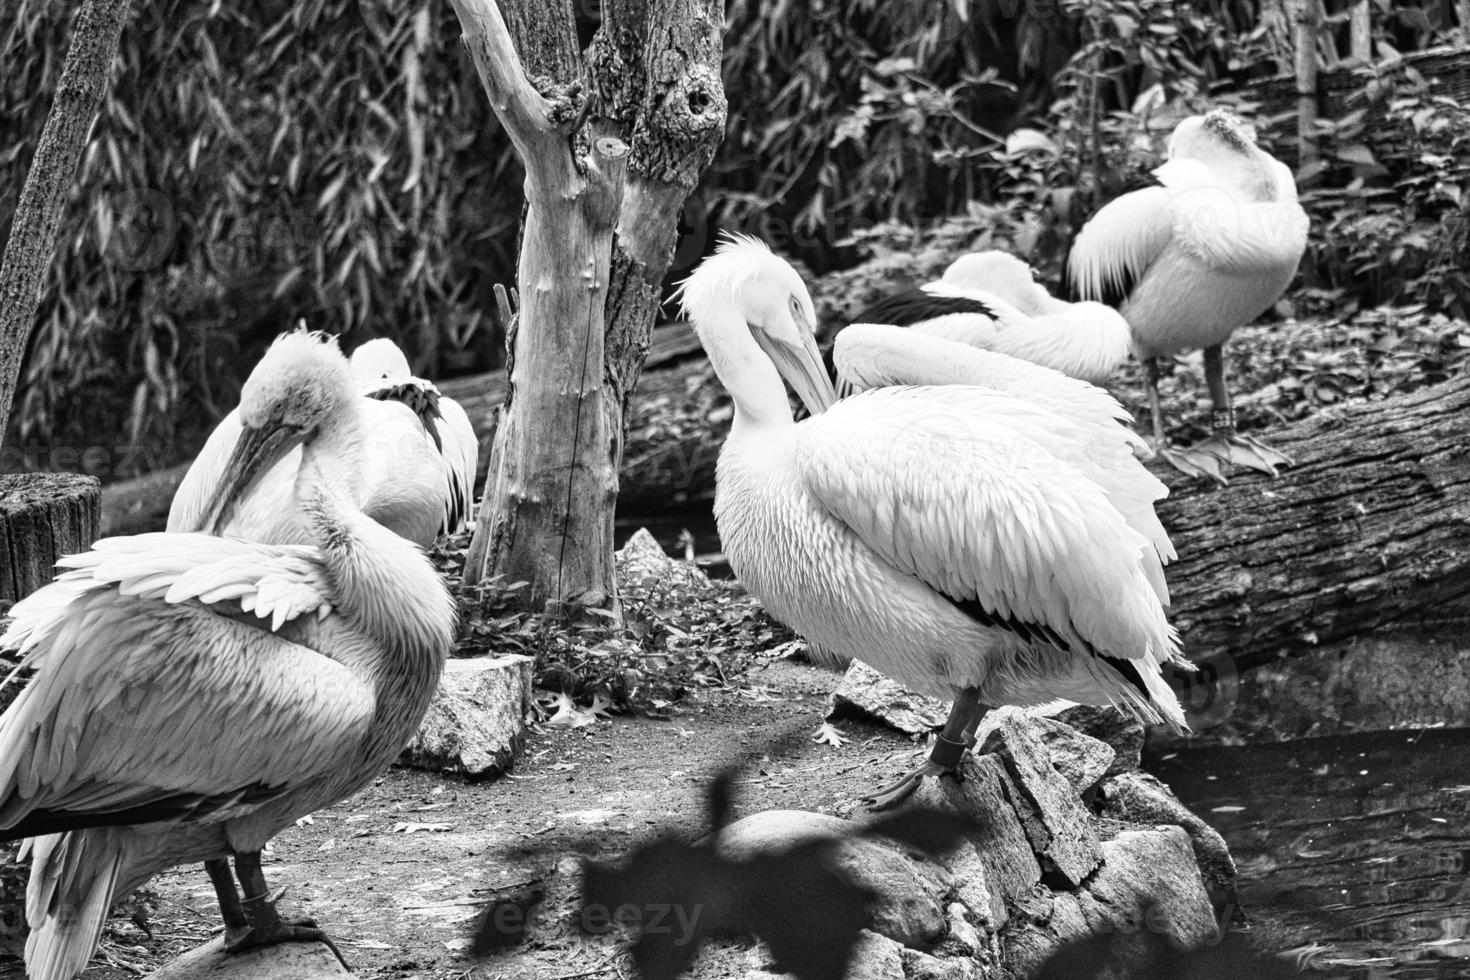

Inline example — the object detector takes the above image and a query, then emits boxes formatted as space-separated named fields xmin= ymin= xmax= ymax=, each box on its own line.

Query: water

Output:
xmin=1152 ymin=729 xmax=1470 ymax=977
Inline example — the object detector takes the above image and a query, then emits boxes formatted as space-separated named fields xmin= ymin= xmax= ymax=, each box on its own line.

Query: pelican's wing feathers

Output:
xmin=795 ymin=386 xmax=1181 ymax=672
xmin=0 ymin=534 xmax=367 ymax=834
xmin=1067 ymin=183 xmax=1173 ymax=307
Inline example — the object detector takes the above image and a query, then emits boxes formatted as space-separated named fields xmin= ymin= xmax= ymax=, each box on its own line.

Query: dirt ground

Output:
xmin=3 ymin=658 xmax=942 ymax=980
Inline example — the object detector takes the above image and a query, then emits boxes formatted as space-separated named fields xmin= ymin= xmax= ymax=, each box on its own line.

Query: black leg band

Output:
xmin=929 ymin=733 xmax=971 ymax=770
xmin=1211 ymin=408 xmax=1235 ymax=433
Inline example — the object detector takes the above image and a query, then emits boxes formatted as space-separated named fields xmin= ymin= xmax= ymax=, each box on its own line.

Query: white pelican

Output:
xmin=0 ymin=331 xmax=456 ymax=980
xmin=679 ymin=236 xmax=1187 ymax=808
xmin=849 ymin=251 xmax=1132 ymax=385
xmin=833 ymin=322 xmax=1175 ymax=603
xmin=1069 ymin=109 xmax=1309 ymax=482
xmin=168 ymin=335 xmax=478 ymax=547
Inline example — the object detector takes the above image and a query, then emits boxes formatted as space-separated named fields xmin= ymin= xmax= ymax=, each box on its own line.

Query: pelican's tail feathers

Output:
xmin=24 ymin=830 xmax=125 ymax=980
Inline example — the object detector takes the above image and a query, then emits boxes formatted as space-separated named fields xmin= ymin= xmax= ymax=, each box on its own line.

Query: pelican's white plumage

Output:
xmin=1 ymin=333 xmax=456 ymax=979
xmin=1068 ymin=109 xmax=1308 ymax=479
xmin=168 ymin=336 xmax=477 ymax=547
xmin=833 ymin=323 xmax=1174 ymax=603
xmin=680 ymin=236 xmax=1186 ymax=803
xmin=852 ymin=251 xmax=1132 ymax=385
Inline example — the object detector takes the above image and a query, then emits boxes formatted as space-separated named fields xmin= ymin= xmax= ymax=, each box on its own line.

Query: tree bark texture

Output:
xmin=0 ymin=473 xmax=101 ymax=608
xmin=452 ymin=0 xmax=725 ymax=612
xmin=0 ymin=0 xmax=131 ymax=442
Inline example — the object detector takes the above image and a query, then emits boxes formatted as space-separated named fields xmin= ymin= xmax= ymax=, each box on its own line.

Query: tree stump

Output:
xmin=0 ymin=472 xmax=101 ymax=610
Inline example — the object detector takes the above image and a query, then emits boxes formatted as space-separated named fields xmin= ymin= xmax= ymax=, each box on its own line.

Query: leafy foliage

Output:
xmin=0 ymin=0 xmax=514 ymax=471
xmin=435 ymin=530 xmax=798 ymax=717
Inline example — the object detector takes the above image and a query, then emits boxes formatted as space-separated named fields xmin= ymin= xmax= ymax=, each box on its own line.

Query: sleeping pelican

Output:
xmin=0 ymin=332 xmax=456 ymax=980
xmin=849 ymin=251 xmax=1132 ymax=385
xmin=168 ymin=334 xmax=477 ymax=547
xmin=1069 ymin=109 xmax=1309 ymax=482
xmin=834 ymin=322 xmax=1174 ymax=603
xmin=679 ymin=236 xmax=1187 ymax=807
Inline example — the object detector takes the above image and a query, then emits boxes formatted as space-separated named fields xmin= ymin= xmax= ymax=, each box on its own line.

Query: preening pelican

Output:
xmin=1069 ymin=109 xmax=1309 ymax=482
xmin=834 ymin=322 xmax=1175 ymax=603
xmin=850 ymin=251 xmax=1132 ymax=385
xmin=0 ymin=332 xmax=456 ymax=980
xmin=168 ymin=335 xmax=477 ymax=547
xmin=680 ymin=236 xmax=1187 ymax=807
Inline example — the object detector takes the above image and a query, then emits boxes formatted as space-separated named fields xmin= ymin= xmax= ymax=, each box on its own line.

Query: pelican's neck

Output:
xmin=294 ymin=446 xmax=453 ymax=684
xmin=304 ymin=397 xmax=368 ymax=506
xmin=696 ymin=307 xmax=794 ymax=431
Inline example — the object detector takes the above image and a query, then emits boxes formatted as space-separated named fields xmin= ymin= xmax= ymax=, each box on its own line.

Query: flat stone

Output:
xmin=900 ymin=946 xmax=978 ymax=980
xmin=1098 ymin=770 xmax=1239 ymax=911
xmin=915 ymin=755 xmax=1040 ymax=913
xmin=981 ymin=709 xmax=1102 ymax=888
xmin=1043 ymin=704 xmax=1145 ymax=775
xmin=1031 ymin=717 xmax=1115 ymax=795
xmin=400 ymin=654 xmax=533 ymax=777
xmin=845 ymin=929 xmax=906 ymax=980
xmin=826 ymin=661 xmax=949 ymax=735
xmin=716 ymin=810 xmax=951 ymax=948
xmin=146 ymin=937 xmax=350 ymax=979
xmin=999 ymin=827 xmax=1218 ymax=977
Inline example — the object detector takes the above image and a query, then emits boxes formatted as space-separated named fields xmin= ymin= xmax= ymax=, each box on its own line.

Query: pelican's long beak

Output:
xmin=754 ymin=317 xmax=837 ymax=416
xmin=202 ymin=422 xmax=306 ymax=535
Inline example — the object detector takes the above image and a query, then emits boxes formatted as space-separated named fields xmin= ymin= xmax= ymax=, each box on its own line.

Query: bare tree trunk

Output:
xmin=1289 ymin=0 xmax=1320 ymax=167
xmin=0 ymin=0 xmax=131 ymax=441
xmin=453 ymin=0 xmax=724 ymax=614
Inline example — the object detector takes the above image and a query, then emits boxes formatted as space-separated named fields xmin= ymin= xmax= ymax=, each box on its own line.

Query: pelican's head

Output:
xmin=1166 ymin=109 xmax=1280 ymax=199
xmin=939 ymin=251 xmax=1047 ymax=314
xmin=204 ymin=330 xmax=355 ymax=533
xmin=350 ymin=337 xmax=413 ymax=384
xmin=676 ymin=233 xmax=836 ymax=415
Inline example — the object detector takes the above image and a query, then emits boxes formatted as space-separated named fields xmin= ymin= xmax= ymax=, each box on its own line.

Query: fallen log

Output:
xmin=1156 ymin=373 xmax=1470 ymax=672
xmin=99 ymin=346 xmax=1470 ymax=679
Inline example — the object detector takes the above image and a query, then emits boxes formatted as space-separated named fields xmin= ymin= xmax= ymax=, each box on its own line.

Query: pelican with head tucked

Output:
xmin=1069 ymin=109 xmax=1309 ymax=482
xmin=168 ymin=333 xmax=477 ymax=547
xmin=680 ymin=235 xmax=1187 ymax=807
xmin=850 ymin=250 xmax=1133 ymax=385
xmin=0 ymin=332 xmax=456 ymax=979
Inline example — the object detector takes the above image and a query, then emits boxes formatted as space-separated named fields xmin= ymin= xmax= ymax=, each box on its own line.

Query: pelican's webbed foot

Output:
xmin=862 ymin=731 xmax=973 ymax=811
xmin=224 ymin=850 xmax=352 ymax=970
xmin=1193 ymin=427 xmax=1293 ymax=477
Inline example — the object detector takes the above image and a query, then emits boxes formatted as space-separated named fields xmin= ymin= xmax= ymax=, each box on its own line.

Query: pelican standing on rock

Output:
xmin=849 ymin=251 xmax=1133 ymax=385
xmin=1069 ymin=109 xmax=1309 ymax=482
xmin=0 ymin=332 xmax=456 ymax=980
xmin=679 ymin=236 xmax=1187 ymax=807
xmin=168 ymin=334 xmax=477 ymax=547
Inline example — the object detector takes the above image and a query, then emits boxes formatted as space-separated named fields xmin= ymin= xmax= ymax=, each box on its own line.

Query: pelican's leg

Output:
xmin=1144 ymin=355 xmax=1229 ymax=484
xmin=863 ymin=690 xmax=988 ymax=811
xmin=206 ymin=858 xmax=251 ymax=949
xmin=1185 ymin=344 xmax=1292 ymax=477
xmin=227 ymin=850 xmax=350 ymax=969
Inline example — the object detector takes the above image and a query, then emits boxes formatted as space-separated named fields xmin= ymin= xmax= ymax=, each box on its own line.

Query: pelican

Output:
xmin=1069 ymin=109 xmax=1309 ymax=482
xmin=168 ymin=335 xmax=477 ymax=547
xmin=833 ymin=322 xmax=1174 ymax=603
xmin=0 ymin=331 xmax=456 ymax=980
xmin=679 ymin=236 xmax=1187 ymax=808
xmin=849 ymin=251 xmax=1132 ymax=385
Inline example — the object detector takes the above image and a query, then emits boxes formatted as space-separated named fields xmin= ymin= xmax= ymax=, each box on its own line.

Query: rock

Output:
xmin=981 ymin=708 xmax=1102 ymax=888
xmin=715 ymin=810 xmax=952 ymax=948
xmin=846 ymin=929 xmax=906 ymax=980
xmin=1001 ymin=827 xmax=1219 ymax=977
xmin=1031 ymin=717 xmax=1115 ymax=795
xmin=400 ymin=654 xmax=533 ymax=777
xmin=1044 ymin=704 xmax=1145 ymax=775
xmin=900 ymin=946 xmax=977 ymax=980
xmin=617 ymin=527 xmax=714 ymax=593
xmin=827 ymin=661 xmax=948 ymax=735
xmin=915 ymin=755 xmax=1039 ymax=914
xmin=146 ymin=937 xmax=350 ymax=979
xmin=1097 ymin=770 xmax=1239 ymax=912
xmin=940 ymin=902 xmax=982 ymax=957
